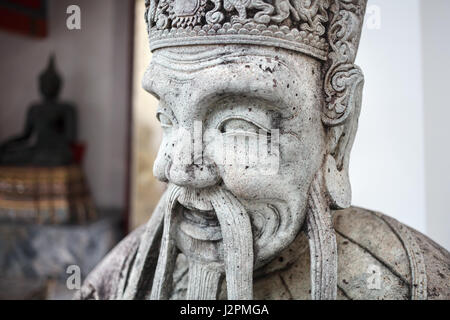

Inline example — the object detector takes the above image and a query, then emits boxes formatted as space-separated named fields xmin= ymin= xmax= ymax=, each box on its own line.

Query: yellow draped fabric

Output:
xmin=0 ymin=165 xmax=96 ymax=224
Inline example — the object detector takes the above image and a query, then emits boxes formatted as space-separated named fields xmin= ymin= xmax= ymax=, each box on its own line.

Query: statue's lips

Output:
xmin=178 ymin=203 xmax=223 ymax=241
xmin=182 ymin=207 xmax=219 ymax=226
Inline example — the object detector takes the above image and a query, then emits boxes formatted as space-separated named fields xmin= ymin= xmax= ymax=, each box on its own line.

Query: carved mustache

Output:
xmin=177 ymin=187 xmax=214 ymax=212
xmin=153 ymin=185 xmax=255 ymax=300
xmin=121 ymin=184 xmax=255 ymax=300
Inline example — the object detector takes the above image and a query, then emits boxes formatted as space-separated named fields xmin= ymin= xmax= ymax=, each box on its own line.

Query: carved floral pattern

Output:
xmin=323 ymin=0 xmax=367 ymax=126
xmin=145 ymin=0 xmax=334 ymax=57
xmin=146 ymin=0 xmax=332 ymax=33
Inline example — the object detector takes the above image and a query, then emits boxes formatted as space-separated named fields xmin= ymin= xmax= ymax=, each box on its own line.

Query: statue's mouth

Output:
xmin=177 ymin=202 xmax=223 ymax=241
xmin=182 ymin=206 xmax=219 ymax=227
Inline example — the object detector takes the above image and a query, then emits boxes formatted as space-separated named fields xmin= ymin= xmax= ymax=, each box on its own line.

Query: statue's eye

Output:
xmin=157 ymin=112 xmax=173 ymax=128
xmin=220 ymin=118 xmax=265 ymax=135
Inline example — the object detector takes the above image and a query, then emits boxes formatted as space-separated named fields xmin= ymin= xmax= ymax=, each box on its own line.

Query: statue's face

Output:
xmin=39 ymin=77 xmax=62 ymax=100
xmin=145 ymin=45 xmax=326 ymax=270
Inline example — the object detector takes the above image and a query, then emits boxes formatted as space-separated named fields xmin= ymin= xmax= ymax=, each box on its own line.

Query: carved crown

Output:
xmin=145 ymin=0 xmax=366 ymax=61
xmin=145 ymin=0 xmax=368 ymax=125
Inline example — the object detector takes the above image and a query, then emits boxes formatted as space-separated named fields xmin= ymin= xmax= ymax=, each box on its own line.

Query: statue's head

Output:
xmin=39 ymin=55 xmax=63 ymax=100
xmin=132 ymin=0 xmax=367 ymax=300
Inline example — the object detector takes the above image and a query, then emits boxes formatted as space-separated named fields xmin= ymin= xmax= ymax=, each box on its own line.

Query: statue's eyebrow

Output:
xmin=143 ymin=62 xmax=196 ymax=102
xmin=144 ymin=55 xmax=301 ymax=119
xmin=195 ymin=83 xmax=295 ymax=117
xmin=142 ymin=76 xmax=160 ymax=100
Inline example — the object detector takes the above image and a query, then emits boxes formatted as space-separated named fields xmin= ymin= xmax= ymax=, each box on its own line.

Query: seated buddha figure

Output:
xmin=0 ymin=56 xmax=76 ymax=166
xmin=76 ymin=0 xmax=450 ymax=300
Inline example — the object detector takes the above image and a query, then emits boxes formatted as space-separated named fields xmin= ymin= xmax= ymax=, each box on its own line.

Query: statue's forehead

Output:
xmin=151 ymin=45 xmax=319 ymax=73
xmin=146 ymin=45 xmax=321 ymax=96
xmin=144 ymin=47 xmax=325 ymax=123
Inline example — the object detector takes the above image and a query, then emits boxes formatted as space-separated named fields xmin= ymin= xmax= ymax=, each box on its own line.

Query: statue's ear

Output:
xmin=322 ymin=65 xmax=364 ymax=210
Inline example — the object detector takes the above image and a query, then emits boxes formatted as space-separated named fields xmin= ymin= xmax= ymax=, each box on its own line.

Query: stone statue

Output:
xmin=76 ymin=0 xmax=450 ymax=300
xmin=0 ymin=55 xmax=76 ymax=166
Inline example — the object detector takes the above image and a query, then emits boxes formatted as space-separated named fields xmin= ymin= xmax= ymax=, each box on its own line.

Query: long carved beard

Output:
xmin=148 ymin=186 xmax=254 ymax=300
xmin=149 ymin=184 xmax=182 ymax=299
xmin=209 ymin=188 xmax=254 ymax=300
xmin=306 ymin=169 xmax=338 ymax=300
xmin=122 ymin=171 xmax=336 ymax=300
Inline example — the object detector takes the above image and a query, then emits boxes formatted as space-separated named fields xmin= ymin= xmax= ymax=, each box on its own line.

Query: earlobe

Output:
xmin=323 ymin=154 xmax=352 ymax=210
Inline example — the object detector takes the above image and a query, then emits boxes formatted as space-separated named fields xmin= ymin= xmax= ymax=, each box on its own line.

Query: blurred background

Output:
xmin=0 ymin=0 xmax=448 ymax=299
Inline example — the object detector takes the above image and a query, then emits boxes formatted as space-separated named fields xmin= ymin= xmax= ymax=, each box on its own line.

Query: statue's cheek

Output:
xmin=153 ymin=136 xmax=174 ymax=182
xmin=218 ymin=166 xmax=284 ymax=201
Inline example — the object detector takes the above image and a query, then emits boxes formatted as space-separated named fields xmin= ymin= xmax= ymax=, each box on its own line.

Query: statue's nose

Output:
xmin=166 ymin=131 xmax=221 ymax=189
xmin=168 ymin=159 xmax=221 ymax=189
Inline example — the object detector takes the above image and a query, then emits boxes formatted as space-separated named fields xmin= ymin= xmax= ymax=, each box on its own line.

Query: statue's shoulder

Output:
xmin=74 ymin=225 xmax=145 ymax=300
xmin=333 ymin=207 xmax=450 ymax=300
xmin=260 ymin=207 xmax=449 ymax=300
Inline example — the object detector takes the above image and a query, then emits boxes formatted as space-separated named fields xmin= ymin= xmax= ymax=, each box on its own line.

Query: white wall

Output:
xmin=421 ymin=0 xmax=450 ymax=250
xmin=351 ymin=0 xmax=427 ymax=233
xmin=0 ymin=0 xmax=132 ymax=210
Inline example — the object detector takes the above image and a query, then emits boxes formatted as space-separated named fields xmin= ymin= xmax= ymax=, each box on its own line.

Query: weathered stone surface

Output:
xmin=410 ymin=228 xmax=450 ymax=299
xmin=333 ymin=208 xmax=412 ymax=284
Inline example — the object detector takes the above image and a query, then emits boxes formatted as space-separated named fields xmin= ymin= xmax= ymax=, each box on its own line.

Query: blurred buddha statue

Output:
xmin=0 ymin=55 xmax=76 ymax=166
xmin=0 ymin=55 xmax=95 ymax=224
